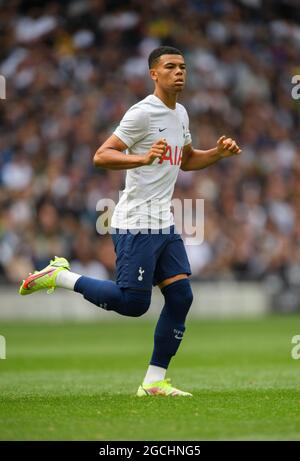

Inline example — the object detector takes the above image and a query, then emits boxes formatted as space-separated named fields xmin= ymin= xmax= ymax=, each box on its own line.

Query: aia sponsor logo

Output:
xmin=158 ymin=145 xmax=183 ymax=165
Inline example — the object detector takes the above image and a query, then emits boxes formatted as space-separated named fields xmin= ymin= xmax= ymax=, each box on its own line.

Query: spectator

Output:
xmin=0 ymin=0 xmax=299 ymax=305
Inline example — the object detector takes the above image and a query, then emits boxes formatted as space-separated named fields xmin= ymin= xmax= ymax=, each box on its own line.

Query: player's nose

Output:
xmin=175 ymin=68 xmax=184 ymax=77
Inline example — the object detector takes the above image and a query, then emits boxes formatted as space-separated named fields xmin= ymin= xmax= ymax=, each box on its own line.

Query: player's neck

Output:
xmin=153 ymin=88 xmax=177 ymax=110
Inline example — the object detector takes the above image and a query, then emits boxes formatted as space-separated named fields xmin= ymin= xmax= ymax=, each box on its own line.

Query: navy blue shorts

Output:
xmin=111 ymin=226 xmax=192 ymax=291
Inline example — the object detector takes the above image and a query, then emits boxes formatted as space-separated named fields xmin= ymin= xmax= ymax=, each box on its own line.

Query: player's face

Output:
xmin=150 ymin=54 xmax=186 ymax=93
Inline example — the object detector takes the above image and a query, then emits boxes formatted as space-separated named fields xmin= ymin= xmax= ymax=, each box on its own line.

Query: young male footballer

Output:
xmin=19 ymin=46 xmax=241 ymax=396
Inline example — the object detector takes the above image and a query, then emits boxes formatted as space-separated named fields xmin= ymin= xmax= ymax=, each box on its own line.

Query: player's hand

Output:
xmin=216 ymin=135 xmax=242 ymax=158
xmin=143 ymin=138 xmax=167 ymax=165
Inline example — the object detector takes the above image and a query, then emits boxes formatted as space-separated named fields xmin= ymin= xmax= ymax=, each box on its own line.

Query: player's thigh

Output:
xmin=111 ymin=230 xmax=155 ymax=291
xmin=153 ymin=235 xmax=192 ymax=288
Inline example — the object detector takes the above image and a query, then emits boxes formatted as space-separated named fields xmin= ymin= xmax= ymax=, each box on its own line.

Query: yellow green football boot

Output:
xmin=19 ymin=256 xmax=70 ymax=295
xmin=137 ymin=378 xmax=192 ymax=397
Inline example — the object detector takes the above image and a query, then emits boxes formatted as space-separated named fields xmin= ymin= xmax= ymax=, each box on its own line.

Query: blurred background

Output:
xmin=1 ymin=0 xmax=300 ymax=317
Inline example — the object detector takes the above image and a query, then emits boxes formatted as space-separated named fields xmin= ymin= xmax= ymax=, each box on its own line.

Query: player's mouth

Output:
xmin=174 ymin=79 xmax=184 ymax=85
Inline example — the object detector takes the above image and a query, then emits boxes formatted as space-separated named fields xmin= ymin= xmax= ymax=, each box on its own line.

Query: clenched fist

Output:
xmin=143 ymin=138 xmax=167 ymax=165
xmin=217 ymin=135 xmax=242 ymax=158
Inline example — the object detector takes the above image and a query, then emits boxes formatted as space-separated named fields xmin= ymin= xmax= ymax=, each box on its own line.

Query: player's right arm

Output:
xmin=93 ymin=135 xmax=167 ymax=170
xmin=94 ymin=107 xmax=167 ymax=170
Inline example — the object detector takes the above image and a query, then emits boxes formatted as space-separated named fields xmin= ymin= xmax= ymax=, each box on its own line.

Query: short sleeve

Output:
xmin=113 ymin=107 xmax=149 ymax=148
xmin=183 ymin=109 xmax=192 ymax=146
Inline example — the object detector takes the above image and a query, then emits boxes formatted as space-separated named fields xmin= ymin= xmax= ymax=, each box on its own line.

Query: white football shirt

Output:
xmin=111 ymin=94 xmax=192 ymax=229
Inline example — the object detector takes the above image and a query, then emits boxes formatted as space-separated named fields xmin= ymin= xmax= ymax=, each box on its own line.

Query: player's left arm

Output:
xmin=180 ymin=136 xmax=242 ymax=171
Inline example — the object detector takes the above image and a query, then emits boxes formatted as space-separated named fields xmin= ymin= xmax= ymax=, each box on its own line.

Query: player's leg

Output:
xmin=150 ymin=274 xmax=192 ymax=370
xmin=138 ymin=275 xmax=193 ymax=396
xmin=137 ymin=231 xmax=193 ymax=396
xmin=72 ymin=229 xmax=156 ymax=315
xmin=19 ymin=231 xmax=154 ymax=318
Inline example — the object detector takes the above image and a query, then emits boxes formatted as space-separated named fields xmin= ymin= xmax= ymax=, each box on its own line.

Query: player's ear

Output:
xmin=149 ymin=68 xmax=158 ymax=82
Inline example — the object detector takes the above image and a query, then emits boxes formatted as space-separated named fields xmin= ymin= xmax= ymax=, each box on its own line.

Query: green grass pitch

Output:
xmin=0 ymin=315 xmax=300 ymax=440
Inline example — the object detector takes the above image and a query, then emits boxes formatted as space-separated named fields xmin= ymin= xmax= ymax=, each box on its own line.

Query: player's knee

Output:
xmin=177 ymin=281 xmax=193 ymax=314
xmin=184 ymin=281 xmax=193 ymax=308
xmin=128 ymin=302 xmax=149 ymax=317
xmin=162 ymin=278 xmax=193 ymax=315
xmin=123 ymin=289 xmax=151 ymax=317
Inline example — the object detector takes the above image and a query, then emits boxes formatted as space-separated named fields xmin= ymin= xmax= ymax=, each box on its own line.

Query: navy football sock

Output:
xmin=74 ymin=276 xmax=151 ymax=317
xmin=150 ymin=278 xmax=193 ymax=369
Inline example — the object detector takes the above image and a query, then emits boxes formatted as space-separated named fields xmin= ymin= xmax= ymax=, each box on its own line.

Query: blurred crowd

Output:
xmin=0 ymin=0 xmax=300 ymax=307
